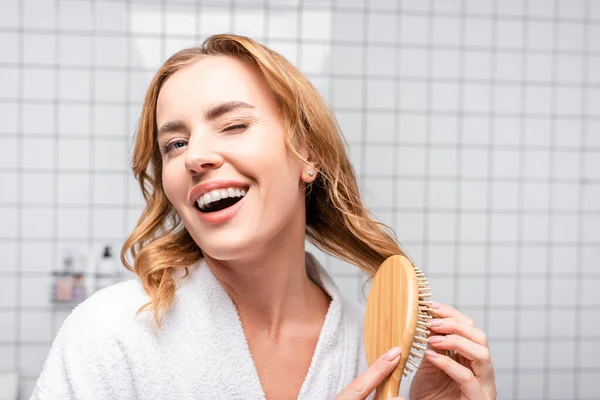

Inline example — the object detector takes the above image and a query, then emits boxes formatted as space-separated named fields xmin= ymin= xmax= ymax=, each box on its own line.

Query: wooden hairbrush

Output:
xmin=363 ymin=255 xmax=434 ymax=399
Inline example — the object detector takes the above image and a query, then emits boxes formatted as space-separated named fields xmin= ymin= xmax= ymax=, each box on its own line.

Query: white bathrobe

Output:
xmin=31 ymin=252 xmax=412 ymax=399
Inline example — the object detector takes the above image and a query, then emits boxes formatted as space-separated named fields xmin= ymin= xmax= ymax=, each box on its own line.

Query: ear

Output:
xmin=298 ymin=143 xmax=319 ymax=184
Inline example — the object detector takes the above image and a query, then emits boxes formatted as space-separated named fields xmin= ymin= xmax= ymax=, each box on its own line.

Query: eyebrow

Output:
xmin=156 ymin=101 xmax=256 ymax=138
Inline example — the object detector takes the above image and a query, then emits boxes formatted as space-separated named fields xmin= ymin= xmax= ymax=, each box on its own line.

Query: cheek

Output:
xmin=161 ymin=163 xmax=187 ymax=208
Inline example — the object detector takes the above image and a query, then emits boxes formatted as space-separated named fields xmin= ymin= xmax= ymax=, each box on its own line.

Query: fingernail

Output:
xmin=384 ymin=346 xmax=402 ymax=361
xmin=425 ymin=349 xmax=439 ymax=358
xmin=428 ymin=335 xmax=444 ymax=343
xmin=429 ymin=318 xmax=443 ymax=327
xmin=430 ymin=301 xmax=441 ymax=309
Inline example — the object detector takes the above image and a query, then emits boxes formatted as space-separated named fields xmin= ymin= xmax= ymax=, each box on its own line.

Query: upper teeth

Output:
xmin=196 ymin=187 xmax=247 ymax=210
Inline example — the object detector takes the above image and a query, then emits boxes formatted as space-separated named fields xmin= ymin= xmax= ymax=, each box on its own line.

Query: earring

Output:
xmin=307 ymin=170 xmax=314 ymax=177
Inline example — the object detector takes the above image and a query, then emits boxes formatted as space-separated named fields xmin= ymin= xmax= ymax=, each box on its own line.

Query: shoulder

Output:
xmin=61 ymin=279 xmax=152 ymax=340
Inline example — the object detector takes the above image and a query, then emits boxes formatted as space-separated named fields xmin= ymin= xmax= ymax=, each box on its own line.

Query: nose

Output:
xmin=184 ymin=134 xmax=224 ymax=175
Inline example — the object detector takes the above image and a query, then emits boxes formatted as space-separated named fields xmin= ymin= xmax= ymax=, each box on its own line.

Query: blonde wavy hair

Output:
xmin=122 ymin=33 xmax=408 ymax=329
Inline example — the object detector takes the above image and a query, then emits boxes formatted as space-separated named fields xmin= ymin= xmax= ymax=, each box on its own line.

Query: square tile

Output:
xmin=431 ymin=50 xmax=460 ymax=80
xmin=58 ymin=69 xmax=91 ymax=100
xmin=367 ymin=79 xmax=394 ymax=110
xmin=395 ymin=179 xmax=424 ymax=209
xmin=526 ymin=53 xmax=553 ymax=82
xmin=398 ymin=81 xmax=428 ymax=110
xmin=58 ymin=173 xmax=90 ymax=204
xmin=234 ymin=9 xmax=265 ymax=38
xmin=22 ymin=172 xmax=54 ymax=204
xmin=394 ymin=211 xmax=424 ymax=241
xmin=459 ymin=214 xmax=487 ymax=243
xmin=24 ymin=33 xmax=56 ymax=64
xmin=23 ymin=68 xmax=55 ymax=100
xmin=557 ymin=87 xmax=583 ymax=115
xmin=366 ymin=46 xmax=395 ymax=76
xmin=517 ymin=372 xmax=544 ymax=399
xmin=496 ymin=19 xmax=523 ymax=48
xmin=0 ymin=102 xmax=18 ymax=134
xmin=519 ymin=278 xmax=547 ymax=307
xmin=96 ymin=1 xmax=127 ymax=32
xmin=488 ymin=342 xmax=515 ymax=370
xmin=581 ymin=309 xmax=600 ymax=338
xmin=461 ymin=148 xmax=489 ymax=178
xmin=524 ymin=118 xmax=551 ymax=147
xmin=465 ymin=19 xmax=492 ymax=47
xmin=24 ymin=0 xmax=55 ymax=29
xmin=364 ymin=145 xmax=393 ymax=176
xmin=59 ymin=104 xmax=90 ymax=136
xmin=0 ymin=68 xmax=18 ymax=99
xmin=552 ymin=182 xmax=579 ymax=211
xmin=550 ymin=278 xmax=577 ymax=307
xmin=494 ymin=85 xmax=522 ymax=114
xmin=93 ymin=208 xmax=125 ymax=239
xmin=19 ymin=344 xmax=50 ymax=376
xmin=432 ymin=16 xmax=460 ymax=46
xmin=458 ymin=245 xmax=486 ymax=273
xmin=579 ymin=340 xmax=600 ymax=368
xmin=94 ymin=70 xmax=127 ymax=102
xmin=0 ymin=312 xmax=16 ymax=342
xmin=300 ymin=43 xmax=330 ymax=74
xmin=130 ymin=3 xmax=162 ymax=34
xmin=517 ymin=310 xmax=547 ymax=338
xmin=20 ymin=277 xmax=51 ymax=307
xmin=332 ymin=78 xmax=362 ymax=108
xmin=495 ymin=53 xmax=523 ymax=81
xmin=522 ymin=182 xmax=549 ymax=211
xmin=58 ymin=208 xmax=89 ymax=239
xmin=521 ymin=246 xmax=548 ymax=274
xmin=464 ymin=51 xmax=491 ymax=80
xmin=430 ymin=116 xmax=459 ymax=144
xmin=583 ymin=214 xmax=600 ymax=242
xmin=93 ymin=139 xmax=127 ymax=171
xmin=94 ymin=104 xmax=126 ymax=137
xmin=426 ymin=243 xmax=455 ymax=274
xmin=548 ymin=372 xmax=574 ymax=399
xmin=557 ymin=54 xmax=583 ymax=83
xmin=22 ymin=138 xmax=54 ymax=170
xmin=333 ymin=10 xmax=362 ymax=42
xmin=397 ymin=114 xmax=427 ymax=143
xmin=20 ymin=311 xmax=52 ymax=342
xmin=490 ymin=277 xmax=516 ymax=306
xmin=523 ymin=214 xmax=549 ymax=242
xmin=21 ymin=207 xmax=53 ymax=239
xmin=549 ymin=246 xmax=578 ymax=274
xmin=581 ymin=278 xmax=600 ymax=306
xmin=463 ymin=83 xmax=491 ymax=112
xmin=457 ymin=278 xmax=486 ymax=307
xmin=489 ymin=245 xmax=517 ymax=275
xmin=362 ymin=177 xmax=394 ymax=209
xmin=0 ymin=0 xmax=18 ymax=28
xmin=58 ymin=139 xmax=90 ymax=170
xmin=397 ymin=48 xmax=429 ymax=77
xmin=431 ymin=82 xmax=459 ymax=111
xmin=23 ymin=103 xmax=55 ymax=135
xmin=583 ymin=183 xmax=600 ymax=212
xmin=131 ymin=36 xmax=162 ymax=69
xmin=268 ymin=9 xmax=298 ymax=39
xmin=584 ymin=148 xmax=600 ymax=179
xmin=0 ymin=173 xmax=18 ymax=203
xmin=93 ymin=174 xmax=125 ymax=205
xmin=549 ymin=341 xmax=575 ymax=369
xmin=427 ymin=212 xmax=456 ymax=241
xmin=492 ymin=181 xmax=518 ymax=211
xmin=301 ymin=10 xmax=330 ymax=40
xmin=459 ymin=181 xmax=487 ymax=210
xmin=492 ymin=149 xmax=520 ymax=179
xmin=58 ymin=35 xmax=92 ymax=66
xmin=165 ymin=4 xmax=196 ymax=35
xmin=551 ymin=214 xmax=578 ymax=243
xmin=128 ymin=71 xmax=153 ymax=104
xmin=365 ymin=112 xmax=394 ymax=143
xmin=428 ymin=180 xmax=456 ymax=209
xmin=579 ymin=370 xmax=600 ymax=399
xmin=0 ymin=207 xmax=17 ymax=239
xmin=429 ymin=147 xmax=458 ymax=177
xmin=95 ymin=35 xmax=128 ymax=68
xmin=21 ymin=241 xmax=53 ymax=273
xmin=428 ymin=276 xmax=454 ymax=305
xmin=59 ymin=0 xmax=91 ymax=30
xmin=527 ymin=21 xmax=554 ymax=50
xmin=367 ymin=12 xmax=396 ymax=43
xmin=197 ymin=6 xmax=230 ymax=36
xmin=487 ymin=309 xmax=516 ymax=339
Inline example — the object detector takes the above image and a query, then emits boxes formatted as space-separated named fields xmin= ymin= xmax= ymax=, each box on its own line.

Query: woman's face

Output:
xmin=156 ymin=55 xmax=314 ymax=260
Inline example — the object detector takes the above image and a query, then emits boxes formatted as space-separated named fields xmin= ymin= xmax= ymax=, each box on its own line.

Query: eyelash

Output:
xmin=160 ymin=123 xmax=249 ymax=155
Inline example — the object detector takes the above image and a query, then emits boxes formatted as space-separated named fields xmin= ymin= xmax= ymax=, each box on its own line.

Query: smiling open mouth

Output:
xmin=196 ymin=196 xmax=243 ymax=213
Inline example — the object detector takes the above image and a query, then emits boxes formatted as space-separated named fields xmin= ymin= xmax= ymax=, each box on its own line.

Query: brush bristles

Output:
xmin=403 ymin=265 xmax=436 ymax=378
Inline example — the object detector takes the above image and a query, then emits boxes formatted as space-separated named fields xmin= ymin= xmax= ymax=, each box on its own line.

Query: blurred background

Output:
xmin=0 ymin=0 xmax=599 ymax=398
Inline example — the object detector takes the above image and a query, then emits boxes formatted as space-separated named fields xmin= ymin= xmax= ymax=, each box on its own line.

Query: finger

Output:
xmin=428 ymin=317 xmax=488 ymax=347
xmin=424 ymin=349 xmax=487 ymax=399
xmin=334 ymin=347 xmax=402 ymax=400
xmin=428 ymin=334 xmax=490 ymax=364
xmin=430 ymin=302 xmax=475 ymax=327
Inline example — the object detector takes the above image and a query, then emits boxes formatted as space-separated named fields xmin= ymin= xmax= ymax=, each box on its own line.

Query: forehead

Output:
xmin=156 ymin=55 xmax=276 ymax=121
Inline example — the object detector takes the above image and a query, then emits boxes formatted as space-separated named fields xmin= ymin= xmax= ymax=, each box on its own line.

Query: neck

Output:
xmin=203 ymin=217 xmax=330 ymax=341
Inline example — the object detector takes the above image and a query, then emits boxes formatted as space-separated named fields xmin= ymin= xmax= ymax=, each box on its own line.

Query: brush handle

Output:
xmin=375 ymin=363 xmax=403 ymax=399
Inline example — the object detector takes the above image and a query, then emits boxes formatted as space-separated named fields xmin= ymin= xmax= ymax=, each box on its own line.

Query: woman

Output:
xmin=32 ymin=34 xmax=496 ymax=400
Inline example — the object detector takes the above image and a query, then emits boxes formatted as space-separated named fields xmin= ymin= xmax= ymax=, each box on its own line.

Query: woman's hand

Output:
xmin=410 ymin=302 xmax=496 ymax=400
xmin=334 ymin=346 xmax=406 ymax=400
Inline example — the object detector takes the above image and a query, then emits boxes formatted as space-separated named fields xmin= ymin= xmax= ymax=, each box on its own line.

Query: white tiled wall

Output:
xmin=1 ymin=0 xmax=599 ymax=399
